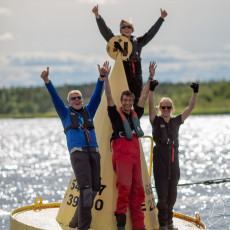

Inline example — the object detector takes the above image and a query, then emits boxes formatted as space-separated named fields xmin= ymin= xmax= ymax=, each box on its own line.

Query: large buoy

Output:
xmin=9 ymin=36 xmax=206 ymax=230
xmin=56 ymin=36 xmax=158 ymax=229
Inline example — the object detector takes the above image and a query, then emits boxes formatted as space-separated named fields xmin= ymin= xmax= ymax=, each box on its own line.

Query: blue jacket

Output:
xmin=46 ymin=80 xmax=104 ymax=150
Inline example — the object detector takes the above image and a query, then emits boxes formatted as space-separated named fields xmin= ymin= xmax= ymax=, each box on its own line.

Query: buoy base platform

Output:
xmin=10 ymin=197 xmax=206 ymax=230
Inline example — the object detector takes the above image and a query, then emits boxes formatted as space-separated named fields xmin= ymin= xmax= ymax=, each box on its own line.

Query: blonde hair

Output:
xmin=157 ymin=97 xmax=175 ymax=116
xmin=67 ymin=90 xmax=82 ymax=101
xmin=120 ymin=19 xmax=134 ymax=34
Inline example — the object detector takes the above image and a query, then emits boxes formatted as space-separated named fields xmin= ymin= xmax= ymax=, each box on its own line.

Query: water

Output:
xmin=0 ymin=115 xmax=230 ymax=230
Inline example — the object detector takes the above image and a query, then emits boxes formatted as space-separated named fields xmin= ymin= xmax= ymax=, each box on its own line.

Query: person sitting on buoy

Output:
xmin=102 ymin=60 xmax=157 ymax=230
xmin=92 ymin=4 xmax=167 ymax=107
xmin=40 ymin=64 xmax=107 ymax=230
xmin=148 ymin=81 xmax=199 ymax=230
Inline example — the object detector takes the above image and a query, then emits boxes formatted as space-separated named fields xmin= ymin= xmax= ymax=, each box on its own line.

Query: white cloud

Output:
xmin=0 ymin=33 xmax=14 ymax=41
xmin=0 ymin=0 xmax=230 ymax=87
xmin=145 ymin=45 xmax=230 ymax=61
xmin=0 ymin=8 xmax=12 ymax=16
xmin=225 ymin=44 xmax=230 ymax=50
xmin=0 ymin=47 xmax=229 ymax=88
xmin=76 ymin=0 xmax=117 ymax=4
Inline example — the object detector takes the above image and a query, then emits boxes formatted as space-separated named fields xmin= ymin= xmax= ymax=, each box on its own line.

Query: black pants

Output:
xmin=153 ymin=146 xmax=180 ymax=227
xmin=154 ymin=177 xmax=178 ymax=227
xmin=70 ymin=150 xmax=101 ymax=230
xmin=123 ymin=61 xmax=143 ymax=107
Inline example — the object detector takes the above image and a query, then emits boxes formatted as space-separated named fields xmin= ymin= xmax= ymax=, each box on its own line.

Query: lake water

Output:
xmin=0 ymin=115 xmax=230 ymax=230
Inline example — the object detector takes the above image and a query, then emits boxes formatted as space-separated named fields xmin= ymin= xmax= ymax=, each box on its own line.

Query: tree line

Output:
xmin=0 ymin=81 xmax=230 ymax=117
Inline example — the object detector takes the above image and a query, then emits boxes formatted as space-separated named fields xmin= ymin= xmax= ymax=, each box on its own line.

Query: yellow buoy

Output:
xmin=9 ymin=35 xmax=206 ymax=230
xmin=56 ymin=36 xmax=158 ymax=229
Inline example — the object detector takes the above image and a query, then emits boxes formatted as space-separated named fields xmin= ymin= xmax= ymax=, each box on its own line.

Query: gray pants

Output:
xmin=70 ymin=150 xmax=101 ymax=230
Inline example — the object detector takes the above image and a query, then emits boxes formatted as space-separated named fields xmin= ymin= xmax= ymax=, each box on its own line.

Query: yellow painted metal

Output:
xmin=140 ymin=135 xmax=154 ymax=177
xmin=173 ymin=212 xmax=206 ymax=229
xmin=9 ymin=196 xmax=206 ymax=229
xmin=56 ymin=43 xmax=159 ymax=229
xmin=106 ymin=35 xmax=132 ymax=60
xmin=11 ymin=197 xmax=60 ymax=216
xmin=10 ymin=197 xmax=62 ymax=230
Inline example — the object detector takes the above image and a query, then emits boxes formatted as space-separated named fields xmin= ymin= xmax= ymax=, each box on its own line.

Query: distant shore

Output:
xmin=1 ymin=81 xmax=230 ymax=117
xmin=1 ymin=110 xmax=230 ymax=119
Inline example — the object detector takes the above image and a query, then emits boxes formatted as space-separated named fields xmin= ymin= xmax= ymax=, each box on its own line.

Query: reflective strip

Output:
xmin=70 ymin=147 xmax=99 ymax=154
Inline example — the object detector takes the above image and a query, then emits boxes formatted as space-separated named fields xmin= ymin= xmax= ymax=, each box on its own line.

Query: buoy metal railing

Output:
xmin=140 ymin=135 xmax=154 ymax=178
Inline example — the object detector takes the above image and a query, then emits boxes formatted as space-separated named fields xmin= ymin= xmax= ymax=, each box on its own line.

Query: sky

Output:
xmin=0 ymin=0 xmax=230 ymax=88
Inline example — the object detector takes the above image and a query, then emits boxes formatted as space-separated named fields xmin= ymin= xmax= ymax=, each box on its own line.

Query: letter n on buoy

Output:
xmin=56 ymin=35 xmax=158 ymax=230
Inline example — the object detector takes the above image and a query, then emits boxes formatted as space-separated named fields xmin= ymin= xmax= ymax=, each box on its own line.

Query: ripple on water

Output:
xmin=0 ymin=116 xmax=230 ymax=230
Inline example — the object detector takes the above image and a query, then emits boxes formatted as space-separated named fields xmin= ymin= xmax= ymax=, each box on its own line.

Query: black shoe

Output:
xmin=118 ymin=226 xmax=125 ymax=230
xmin=168 ymin=225 xmax=178 ymax=230
xmin=159 ymin=227 xmax=168 ymax=230
xmin=69 ymin=218 xmax=78 ymax=228
xmin=159 ymin=226 xmax=168 ymax=230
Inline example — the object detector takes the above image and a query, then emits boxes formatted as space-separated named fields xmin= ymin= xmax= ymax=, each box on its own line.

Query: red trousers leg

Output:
xmin=129 ymin=157 xmax=145 ymax=229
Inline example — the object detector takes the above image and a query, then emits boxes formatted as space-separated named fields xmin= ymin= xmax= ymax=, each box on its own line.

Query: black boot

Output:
xmin=159 ymin=227 xmax=168 ymax=230
xmin=168 ymin=224 xmax=178 ymax=230
xmin=115 ymin=213 xmax=126 ymax=230
xmin=118 ymin=226 xmax=125 ymax=230
xmin=69 ymin=207 xmax=79 ymax=228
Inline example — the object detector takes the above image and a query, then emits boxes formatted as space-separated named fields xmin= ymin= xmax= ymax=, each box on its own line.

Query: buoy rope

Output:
xmin=151 ymin=178 xmax=230 ymax=188
xmin=11 ymin=197 xmax=206 ymax=229
xmin=173 ymin=212 xmax=206 ymax=229
xmin=141 ymin=136 xmax=229 ymax=188
xmin=177 ymin=177 xmax=230 ymax=187
xmin=11 ymin=197 xmax=61 ymax=216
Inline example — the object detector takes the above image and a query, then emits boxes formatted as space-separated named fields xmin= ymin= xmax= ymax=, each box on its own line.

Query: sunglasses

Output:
xmin=121 ymin=25 xmax=133 ymax=30
xmin=161 ymin=106 xmax=172 ymax=110
xmin=70 ymin=96 xmax=82 ymax=101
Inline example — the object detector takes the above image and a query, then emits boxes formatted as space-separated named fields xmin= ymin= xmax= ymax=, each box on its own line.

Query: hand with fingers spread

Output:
xmin=149 ymin=61 xmax=157 ymax=79
xmin=40 ymin=67 xmax=50 ymax=84
xmin=160 ymin=8 xmax=168 ymax=19
xmin=97 ymin=61 xmax=111 ymax=80
xmin=190 ymin=82 xmax=199 ymax=93
xmin=92 ymin=5 xmax=100 ymax=19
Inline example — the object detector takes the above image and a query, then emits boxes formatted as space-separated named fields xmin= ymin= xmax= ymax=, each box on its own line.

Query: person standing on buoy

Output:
xmin=40 ymin=64 xmax=107 ymax=230
xmin=102 ymin=60 xmax=157 ymax=230
xmin=148 ymin=82 xmax=199 ymax=230
xmin=92 ymin=4 xmax=167 ymax=107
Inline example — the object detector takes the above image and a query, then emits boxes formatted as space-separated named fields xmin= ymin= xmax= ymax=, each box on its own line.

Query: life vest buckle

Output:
xmin=167 ymin=138 xmax=174 ymax=145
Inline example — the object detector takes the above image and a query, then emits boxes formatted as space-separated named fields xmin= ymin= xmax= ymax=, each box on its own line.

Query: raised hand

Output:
xmin=149 ymin=61 xmax=157 ymax=79
xmin=160 ymin=8 xmax=168 ymax=19
xmin=97 ymin=61 xmax=111 ymax=78
xmin=92 ymin=5 xmax=99 ymax=18
xmin=40 ymin=67 xmax=50 ymax=84
xmin=190 ymin=83 xmax=199 ymax=93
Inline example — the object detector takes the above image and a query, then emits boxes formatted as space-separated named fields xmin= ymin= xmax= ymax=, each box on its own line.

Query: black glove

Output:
xmin=190 ymin=83 xmax=199 ymax=93
xmin=149 ymin=80 xmax=159 ymax=91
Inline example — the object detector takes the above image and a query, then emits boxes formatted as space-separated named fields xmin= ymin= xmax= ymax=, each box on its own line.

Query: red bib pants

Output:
xmin=112 ymin=135 xmax=145 ymax=229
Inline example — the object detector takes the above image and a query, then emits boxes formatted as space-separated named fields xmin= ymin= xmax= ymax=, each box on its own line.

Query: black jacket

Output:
xmin=96 ymin=16 xmax=164 ymax=62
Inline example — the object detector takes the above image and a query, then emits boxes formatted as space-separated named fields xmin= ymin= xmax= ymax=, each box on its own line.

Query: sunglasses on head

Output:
xmin=161 ymin=106 xmax=172 ymax=110
xmin=70 ymin=96 xmax=82 ymax=101
xmin=121 ymin=25 xmax=133 ymax=30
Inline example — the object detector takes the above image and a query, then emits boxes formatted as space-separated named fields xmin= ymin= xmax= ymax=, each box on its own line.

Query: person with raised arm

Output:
xmin=40 ymin=63 xmax=107 ymax=230
xmin=102 ymin=60 xmax=157 ymax=230
xmin=148 ymin=81 xmax=199 ymax=230
xmin=92 ymin=4 xmax=167 ymax=107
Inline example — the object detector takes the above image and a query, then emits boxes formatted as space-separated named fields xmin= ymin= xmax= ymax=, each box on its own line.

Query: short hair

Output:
xmin=120 ymin=19 xmax=134 ymax=34
xmin=67 ymin=90 xmax=82 ymax=101
xmin=120 ymin=90 xmax=135 ymax=102
xmin=157 ymin=97 xmax=175 ymax=116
